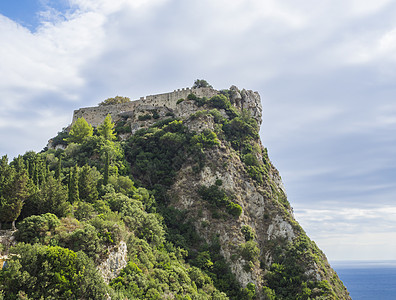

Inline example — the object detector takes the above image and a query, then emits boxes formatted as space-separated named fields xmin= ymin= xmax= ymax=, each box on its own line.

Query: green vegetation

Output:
xmin=97 ymin=114 xmax=116 ymax=141
xmin=0 ymin=156 xmax=29 ymax=230
xmin=198 ymin=184 xmax=242 ymax=218
xmin=123 ymin=119 xmax=220 ymax=201
xmin=192 ymin=79 xmax=213 ymax=89
xmin=65 ymin=117 xmax=93 ymax=144
xmin=241 ymin=225 xmax=255 ymax=242
xmin=99 ymin=96 xmax=131 ymax=106
xmin=0 ymin=114 xmax=232 ymax=299
xmin=0 ymin=243 xmax=109 ymax=299
xmin=264 ymin=234 xmax=339 ymax=299
xmin=0 ymin=85 xmax=346 ymax=300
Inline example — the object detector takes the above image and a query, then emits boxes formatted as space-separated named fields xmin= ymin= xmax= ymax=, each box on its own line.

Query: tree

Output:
xmin=37 ymin=175 xmax=69 ymax=217
xmin=103 ymin=151 xmax=110 ymax=186
xmin=99 ymin=96 xmax=130 ymax=106
xmin=66 ymin=117 xmax=93 ymax=144
xmin=0 ymin=167 xmax=29 ymax=230
xmin=97 ymin=114 xmax=116 ymax=141
xmin=0 ymin=155 xmax=9 ymax=195
xmin=0 ymin=243 xmax=109 ymax=299
xmin=192 ymin=79 xmax=213 ymax=89
xmin=55 ymin=156 xmax=62 ymax=181
xmin=68 ymin=166 xmax=79 ymax=203
xmin=78 ymin=165 xmax=99 ymax=203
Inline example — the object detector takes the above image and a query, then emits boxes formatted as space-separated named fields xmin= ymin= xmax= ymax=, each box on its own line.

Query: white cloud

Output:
xmin=1 ymin=0 xmax=396 ymax=262
xmin=294 ymin=206 xmax=396 ymax=260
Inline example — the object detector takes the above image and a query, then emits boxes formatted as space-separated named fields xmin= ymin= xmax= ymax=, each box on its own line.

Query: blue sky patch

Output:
xmin=0 ymin=0 xmax=70 ymax=30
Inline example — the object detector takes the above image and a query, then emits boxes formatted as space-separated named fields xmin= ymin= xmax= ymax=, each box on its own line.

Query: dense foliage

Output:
xmin=192 ymin=79 xmax=213 ymax=89
xmin=0 ymin=85 xmax=345 ymax=299
xmin=99 ymin=96 xmax=131 ymax=106
xmin=0 ymin=113 xmax=235 ymax=299
xmin=0 ymin=243 xmax=108 ymax=300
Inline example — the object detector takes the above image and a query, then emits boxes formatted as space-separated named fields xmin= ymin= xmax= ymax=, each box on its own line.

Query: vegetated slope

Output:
xmin=0 ymin=84 xmax=350 ymax=300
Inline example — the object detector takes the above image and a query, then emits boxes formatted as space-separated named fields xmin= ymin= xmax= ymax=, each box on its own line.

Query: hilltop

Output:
xmin=0 ymin=82 xmax=350 ymax=299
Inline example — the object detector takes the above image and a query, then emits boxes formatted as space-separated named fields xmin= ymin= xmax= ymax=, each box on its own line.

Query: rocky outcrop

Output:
xmin=61 ymin=84 xmax=349 ymax=299
xmin=97 ymin=241 xmax=128 ymax=283
xmin=230 ymin=85 xmax=262 ymax=125
xmin=0 ymin=230 xmax=16 ymax=254
xmin=0 ymin=230 xmax=17 ymax=269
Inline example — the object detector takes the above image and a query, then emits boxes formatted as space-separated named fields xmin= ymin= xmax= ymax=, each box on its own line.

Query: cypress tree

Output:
xmin=68 ymin=169 xmax=72 ymax=202
xmin=104 ymin=152 xmax=109 ymax=186
xmin=69 ymin=166 xmax=79 ymax=203
xmin=33 ymin=162 xmax=39 ymax=187
xmin=79 ymin=165 xmax=99 ymax=203
xmin=55 ymin=156 xmax=62 ymax=181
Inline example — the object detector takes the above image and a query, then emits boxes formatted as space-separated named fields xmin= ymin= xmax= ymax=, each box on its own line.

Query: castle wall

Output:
xmin=72 ymin=87 xmax=218 ymax=127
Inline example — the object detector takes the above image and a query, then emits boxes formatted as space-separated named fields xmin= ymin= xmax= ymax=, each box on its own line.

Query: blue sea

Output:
xmin=332 ymin=261 xmax=396 ymax=299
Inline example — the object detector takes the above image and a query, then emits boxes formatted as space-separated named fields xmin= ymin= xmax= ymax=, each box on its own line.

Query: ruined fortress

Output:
xmin=72 ymin=87 xmax=219 ymax=127
xmin=71 ymin=86 xmax=263 ymax=131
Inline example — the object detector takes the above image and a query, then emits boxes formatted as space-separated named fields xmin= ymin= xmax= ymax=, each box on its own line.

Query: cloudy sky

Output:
xmin=1 ymin=0 xmax=396 ymax=262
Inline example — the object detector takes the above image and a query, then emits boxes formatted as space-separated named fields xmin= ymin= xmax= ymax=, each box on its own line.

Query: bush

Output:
xmin=0 ymin=243 xmax=108 ymax=299
xmin=187 ymin=93 xmax=197 ymax=100
xmin=241 ymin=225 xmax=255 ymax=241
xmin=99 ymin=96 xmax=130 ymax=106
xmin=152 ymin=110 xmax=160 ymax=119
xmin=226 ymin=201 xmax=242 ymax=217
xmin=191 ymin=130 xmax=220 ymax=149
xmin=208 ymin=95 xmax=230 ymax=110
xmin=138 ymin=114 xmax=152 ymax=121
xmin=239 ymin=240 xmax=260 ymax=262
xmin=198 ymin=185 xmax=242 ymax=218
xmin=192 ymin=79 xmax=213 ymax=89
xmin=15 ymin=213 xmax=60 ymax=244
xmin=114 ymin=120 xmax=130 ymax=135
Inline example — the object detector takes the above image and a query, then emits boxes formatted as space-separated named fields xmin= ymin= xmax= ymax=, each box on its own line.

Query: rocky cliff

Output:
xmin=43 ymin=84 xmax=352 ymax=299
xmin=66 ymin=85 xmax=350 ymax=299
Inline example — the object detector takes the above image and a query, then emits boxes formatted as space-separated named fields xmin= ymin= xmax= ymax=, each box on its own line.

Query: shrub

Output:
xmin=99 ymin=96 xmax=130 ymax=106
xmin=152 ymin=110 xmax=160 ymax=119
xmin=15 ymin=213 xmax=60 ymax=244
xmin=187 ymin=93 xmax=197 ymax=100
xmin=0 ymin=243 xmax=108 ymax=299
xmin=191 ymin=130 xmax=220 ymax=149
xmin=239 ymin=240 xmax=260 ymax=262
xmin=138 ymin=114 xmax=152 ymax=121
xmin=241 ymin=225 xmax=255 ymax=241
xmin=198 ymin=185 xmax=242 ymax=218
xmin=243 ymin=153 xmax=260 ymax=167
xmin=226 ymin=201 xmax=242 ymax=217
xmin=114 ymin=120 xmax=130 ymax=135
xmin=208 ymin=95 xmax=230 ymax=110
xmin=192 ymin=79 xmax=213 ymax=89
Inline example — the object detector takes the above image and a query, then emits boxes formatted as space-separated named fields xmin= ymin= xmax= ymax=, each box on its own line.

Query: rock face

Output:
xmin=0 ymin=230 xmax=16 ymax=254
xmin=0 ymin=230 xmax=16 ymax=269
xmin=97 ymin=241 xmax=128 ymax=284
xmin=68 ymin=85 xmax=350 ymax=299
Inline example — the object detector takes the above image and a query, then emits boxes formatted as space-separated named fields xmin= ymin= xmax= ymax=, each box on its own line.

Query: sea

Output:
xmin=332 ymin=261 xmax=396 ymax=299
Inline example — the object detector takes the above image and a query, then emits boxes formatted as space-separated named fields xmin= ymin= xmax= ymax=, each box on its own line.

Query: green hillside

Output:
xmin=0 ymin=83 xmax=350 ymax=299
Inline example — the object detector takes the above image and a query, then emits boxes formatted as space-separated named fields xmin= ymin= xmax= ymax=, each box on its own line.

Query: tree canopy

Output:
xmin=97 ymin=114 xmax=116 ymax=141
xmin=192 ymin=79 xmax=213 ymax=89
xmin=99 ymin=96 xmax=131 ymax=106
xmin=66 ymin=117 xmax=93 ymax=144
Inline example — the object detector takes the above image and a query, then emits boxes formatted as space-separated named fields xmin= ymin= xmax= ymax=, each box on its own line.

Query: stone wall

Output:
xmin=72 ymin=87 xmax=218 ymax=127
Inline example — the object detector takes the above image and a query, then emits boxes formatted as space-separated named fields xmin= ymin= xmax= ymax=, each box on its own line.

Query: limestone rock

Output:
xmin=97 ymin=241 xmax=128 ymax=284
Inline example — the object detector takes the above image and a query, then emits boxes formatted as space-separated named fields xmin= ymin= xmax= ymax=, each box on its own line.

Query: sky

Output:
xmin=1 ymin=0 xmax=396 ymax=262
